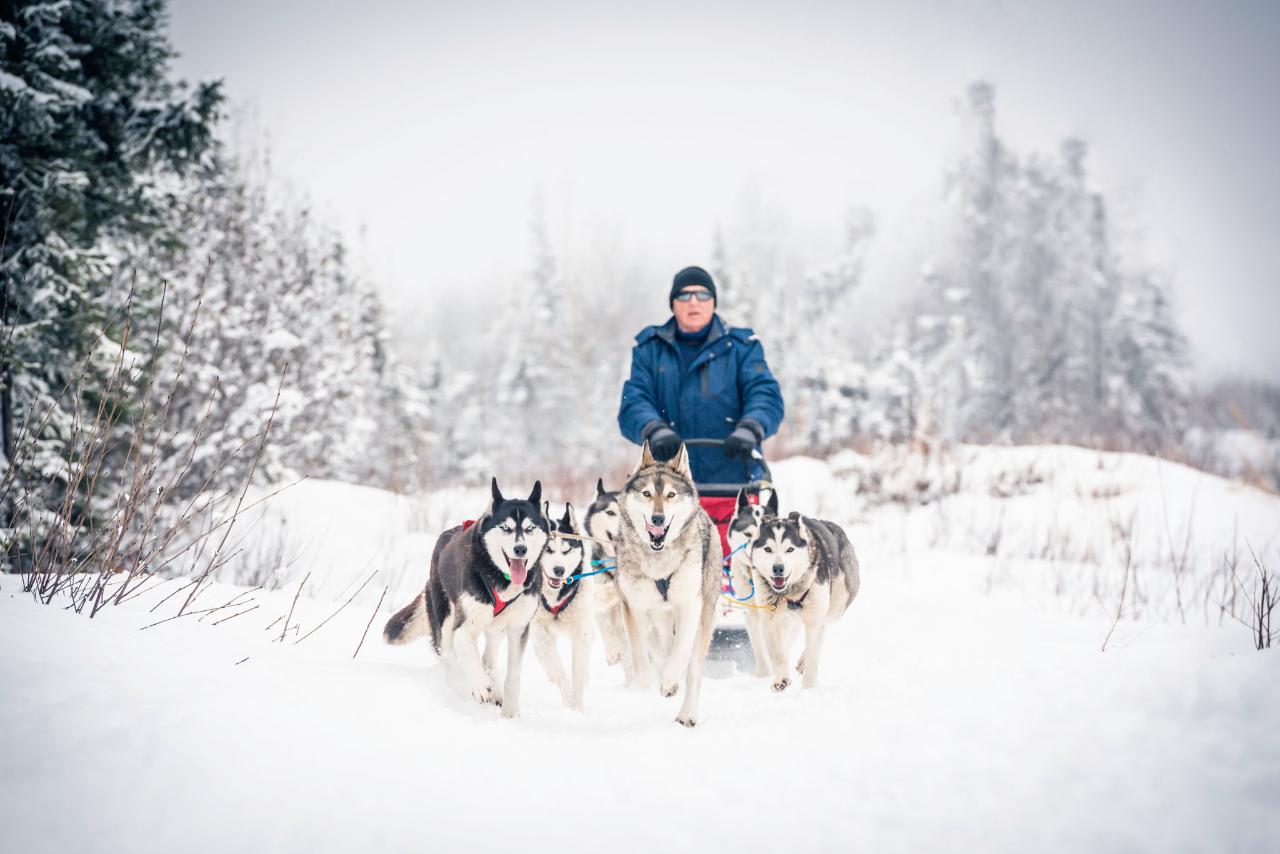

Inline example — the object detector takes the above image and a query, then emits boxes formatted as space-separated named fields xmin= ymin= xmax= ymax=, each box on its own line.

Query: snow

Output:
xmin=3 ymin=446 xmax=1279 ymax=853
xmin=0 ymin=69 xmax=27 ymax=92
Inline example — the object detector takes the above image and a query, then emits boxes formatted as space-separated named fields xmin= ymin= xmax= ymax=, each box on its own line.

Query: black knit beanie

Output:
xmin=669 ymin=266 xmax=717 ymax=308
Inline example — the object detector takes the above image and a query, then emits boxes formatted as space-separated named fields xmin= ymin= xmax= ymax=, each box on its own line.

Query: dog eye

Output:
xmin=500 ymin=525 xmax=512 ymax=533
xmin=605 ymin=510 xmax=616 ymax=517
xmin=763 ymin=546 xmax=772 ymax=553
xmin=524 ymin=525 xmax=534 ymax=534
xmin=786 ymin=546 xmax=795 ymax=553
xmin=666 ymin=491 xmax=675 ymax=499
xmin=642 ymin=490 xmax=651 ymax=498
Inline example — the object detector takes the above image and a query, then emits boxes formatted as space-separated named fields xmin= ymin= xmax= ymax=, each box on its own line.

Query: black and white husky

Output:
xmin=747 ymin=510 xmax=860 ymax=692
xmin=530 ymin=504 xmax=593 ymax=711
xmin=614 ymin=442 xmax=722 ymax=727
xmin=584 ymin=479 xmax=630 ymax=679
xmin=726 ymin=487 xmax=779 ymax=678
xmin=383 ymin=479 xmax=549 ymax=718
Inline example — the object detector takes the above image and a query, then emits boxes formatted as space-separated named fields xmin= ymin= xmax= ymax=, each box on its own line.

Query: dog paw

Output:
xmin=771 ymin=677 xmax=791 ymax=693
xmin=606 ymin=651 xmax=622 ymax=666
xmin=675 ymin=715 xmax=697 ymax=728
xmin=660 ymin=681 xmax=680 ymax=698
xmin=500 ymin=704 xmax=518 ymax=719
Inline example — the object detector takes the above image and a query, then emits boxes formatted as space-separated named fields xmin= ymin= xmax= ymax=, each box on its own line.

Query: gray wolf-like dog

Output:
xmin=530 ymin=503 xmax=593 ymax=710
xmin=384 ymin=479 xmax=549 ymax=718
xmin=747 ymin=510 xmax=860 ymax=692
xmin=614 ymin=442 xmax=722 ymax=726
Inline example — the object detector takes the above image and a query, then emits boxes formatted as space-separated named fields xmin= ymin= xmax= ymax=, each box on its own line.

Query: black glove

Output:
xmin=644 ymin=422 xmax=683 ymax=461
xmin=724 ymin=419 xmax=763 ymax=460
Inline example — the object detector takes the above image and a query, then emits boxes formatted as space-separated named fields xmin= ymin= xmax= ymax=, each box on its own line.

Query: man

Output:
xmin=618 ymin=266 xmax=784 ymax=551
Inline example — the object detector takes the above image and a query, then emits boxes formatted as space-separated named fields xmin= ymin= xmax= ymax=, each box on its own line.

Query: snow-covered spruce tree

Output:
xmin=916 ymin=81 xmax=1189 ymax=450
xmin=485 ymin=191 xmax=588 ymax=484
xmin=777 ymin=207 xmax=875 ymax=453
xmin=114 ymin=146 xmax=430 ymax=504
xmin=0 ymin=0 xmax=220 ymax=570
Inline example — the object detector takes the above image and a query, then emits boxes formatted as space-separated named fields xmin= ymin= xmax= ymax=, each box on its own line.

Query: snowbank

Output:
xmin=3 ymin=445 xmax=1278 ymax=853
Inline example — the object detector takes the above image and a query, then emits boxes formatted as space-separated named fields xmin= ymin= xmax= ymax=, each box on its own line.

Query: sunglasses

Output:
xmin=673 ymin=290 xmax=714 ymax=303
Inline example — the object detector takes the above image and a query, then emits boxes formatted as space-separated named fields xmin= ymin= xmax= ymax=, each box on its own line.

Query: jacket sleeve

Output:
xmin=736 ymin=337 xmax=784 ymax=439
xmin=618 ymin=342 xmax=665 ymax=445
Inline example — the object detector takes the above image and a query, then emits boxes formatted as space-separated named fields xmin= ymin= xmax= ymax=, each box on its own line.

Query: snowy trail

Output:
xmin=3 ymin=556 xmax=1276 ymax=854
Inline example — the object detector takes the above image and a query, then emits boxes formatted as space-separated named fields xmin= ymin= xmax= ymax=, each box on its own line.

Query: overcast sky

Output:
xmin=168 ymin=0 xmax=1280 ymax=381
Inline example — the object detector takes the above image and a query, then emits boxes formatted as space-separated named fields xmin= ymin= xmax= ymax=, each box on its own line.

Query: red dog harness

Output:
xmin=461 ymin=519 xmax=521 ymax=616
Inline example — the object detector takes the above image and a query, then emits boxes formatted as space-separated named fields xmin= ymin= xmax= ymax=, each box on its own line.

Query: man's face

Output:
xmin=672 ymin=286 xmax=714 ymax=333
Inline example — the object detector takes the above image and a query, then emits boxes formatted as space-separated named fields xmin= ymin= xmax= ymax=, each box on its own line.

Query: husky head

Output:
xmin=480 ymin=478 xmax=549 ymax=586
xmin=585 ymin=478 xmax=621 ymax=553
xmin=622 ymin=441 xmax=698 ymax=552
xmin=728 ymin=487 xmax=779 ymax=559
xmin=750 ymin=512 xmax=812 ymax=593
xmin=539 ymin=503 xmax=585 ymax=593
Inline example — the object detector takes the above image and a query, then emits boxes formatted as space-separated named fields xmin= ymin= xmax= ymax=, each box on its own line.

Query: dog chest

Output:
xmin=460 ymin=589 xmax=536 ymax=631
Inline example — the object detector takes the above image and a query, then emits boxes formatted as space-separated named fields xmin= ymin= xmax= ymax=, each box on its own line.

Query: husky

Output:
xmin=747 ymin=510 xmax=860 ymax=692
xmin=530 ymin=503 xmax=593 ymax=710
xmin=383 ymin=479 xmax=549 ymax=718
xmin=584 ymin=478 xmax=630 ymax=679
xmin=614 ymin=442 xmax=722 ymax=727
xmin=725 ymin=487 xmax=779 ymax=677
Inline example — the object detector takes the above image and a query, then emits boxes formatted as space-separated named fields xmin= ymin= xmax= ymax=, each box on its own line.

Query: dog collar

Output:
xmin=786 ymin=590 xmax=810 ymax=610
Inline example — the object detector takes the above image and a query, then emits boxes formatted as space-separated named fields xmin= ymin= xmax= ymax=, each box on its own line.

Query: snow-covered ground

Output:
xmin=3 ymin=446 xmax=1279 ymax=853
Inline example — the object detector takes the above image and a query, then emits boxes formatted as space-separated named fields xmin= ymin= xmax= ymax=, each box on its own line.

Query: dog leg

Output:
xmin=455 ymin=625 xmax=496 ymax=705
xmin=482 ymin=630 xmax=502 ymax=678
xmin=765 ymin=618 xmax=791 ymax=692
xmin=622 ymin=601 xmax=658 ymax=688
xmin=675 ymin=596 xmax=716 ymax=727
xmin=659 ymin=599 xmax=699 ymax=697
xmin=569 ymin=626 xmax=590 ymax=711
xmin=532 ymin=625 xmax=570 ymax=706
xmin=599 ymin=603 xmax=628 ymax=667
xmin=501 ymin=624 xmax=529 ymax=719
xmin=743 ymin=608 xmax=769 ymax=678
xmin=800 ymin=620 xmax=826 ymax=689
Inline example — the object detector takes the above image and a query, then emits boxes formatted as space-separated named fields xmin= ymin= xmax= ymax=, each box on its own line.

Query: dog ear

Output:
xmin=670 ymin=442 xmax=692 ymax=480
xmin=794 ymin=515 xmax=810 ymax=548
xmin=766 ymin=490 xmax=780 ymax=517
xmin=562 ymin=502 xmax=577 ymax=532
xmin=490 ymin=477 xmax=504 ymax=510
xmin=528 ymin=480 xmax=542 ymax=507
xmin=634 ymin=441 xmax=656 ymax=473
xmin=596 ymin=478 xmax=606 ymax=497
xmin=736 ymin=488 xmax=750 ymax=511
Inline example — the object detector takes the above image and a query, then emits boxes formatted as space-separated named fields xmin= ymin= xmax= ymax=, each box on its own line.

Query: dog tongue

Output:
xmin=508 ymin=558 xmax=527 ymax=585
xmin=645 ymin=523 xmax=667 ymax=537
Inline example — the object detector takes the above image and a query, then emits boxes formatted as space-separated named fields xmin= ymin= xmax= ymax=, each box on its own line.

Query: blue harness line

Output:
xmin=720 ymin=542 xmax=755 ymax=602
xmin=565 ymin=557 xmax=616 ymax=585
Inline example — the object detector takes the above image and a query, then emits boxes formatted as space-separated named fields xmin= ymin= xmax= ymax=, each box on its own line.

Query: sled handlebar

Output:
xmin=678 ymin=438 xmax=773 ymax=497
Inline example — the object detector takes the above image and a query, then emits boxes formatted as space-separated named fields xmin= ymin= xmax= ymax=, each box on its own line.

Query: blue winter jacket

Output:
xmin=618 ymin=315 xmax=784 ymax=490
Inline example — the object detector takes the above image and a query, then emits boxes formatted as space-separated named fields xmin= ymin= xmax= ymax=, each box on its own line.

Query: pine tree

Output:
xmin=1 ymin=0 xmax=220 ymax=568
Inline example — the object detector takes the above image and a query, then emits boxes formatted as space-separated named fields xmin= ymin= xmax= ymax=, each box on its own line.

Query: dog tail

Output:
xmin=383 ymin=591 xmax=428 ymax=645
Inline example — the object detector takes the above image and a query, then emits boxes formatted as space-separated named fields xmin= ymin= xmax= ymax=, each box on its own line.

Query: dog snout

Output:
xmin=651 ymin=513 xmax=665 ymax=526
xmin=772 ymin=563 xmax=786 ymax=576
xmin=513 ymin=543 xmax=527 ymax=558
